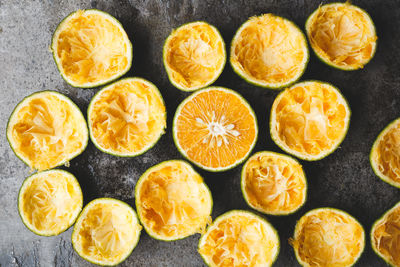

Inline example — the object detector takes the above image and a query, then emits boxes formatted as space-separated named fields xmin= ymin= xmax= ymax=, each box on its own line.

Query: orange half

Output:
xmin=291 ymin=208 xmax=365 ymax=267
xmin=163 ymin=21 xmax=226 ymax=91
xmin=88 ymin=78 xmax=166 ymax=157
xmin=230 ymin=14 xmax=308 ymax=88
xmin=198 ymin=210 xmax=279 ymax=267
xmin=135 ymin=160 xmax=212 ymax=241
xmin=51 ymin=10 xmax=132 ymax=88
xmin=306 ymin=2 xmax=377 ymax=70
xmin=241 ymin=151 xmax=307 ymax=215
xmin=270 ymin=81 xmax=350 ymax=161
xmin=371 ymin=201 xmax=400 ymax=266
xmin=370 ymin=118 xmax=400 ymax=188
xmin=173 ymin=87 xmax=258 ymax=171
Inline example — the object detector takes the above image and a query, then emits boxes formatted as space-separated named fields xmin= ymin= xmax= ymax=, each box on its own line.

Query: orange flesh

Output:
xmin=9 ymin=93 xmax=87 ymax=171
xmin=372 ymin=121 xmax=400 ymax=186
xmin=20 ymin=171 xmax=82 ymax=234
xmin=89 ymin=79 xmax=166 ymax=154
xmin=243 ymin=153 xmax=306 ymax=214
xmin=307 ymin=3 xmax=376 ymax=69
xmin=273 ymin=82 xmax=349 ymax=158
xmin=137 ymin=161 xmax=212 ymax=239
xmin=291 ymin=210 xmax=364 ymax=267
xmin=74 ymin=201 xmax=141 ymax=264
xmin=199 ymin=213 xmax=279 ymax=267
xmin=231 ymin=14 xmax=307 ymax=86
xmin=175 ymin=89 xmax=257 ymax=169
xmin=55 ymin=10 xmax=130 ymax=85
xmin=165 ymin=22 xmax=225 ymax=90
xmin=372 ymin=204 xmax=400 ymax=266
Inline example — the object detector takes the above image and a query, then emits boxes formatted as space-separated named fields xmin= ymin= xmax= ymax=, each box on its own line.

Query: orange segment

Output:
xmin=88 ymin=78 xmax=166 ymax=156
xmin=164 ymin=22 xmax=225 ymax=91
xmin=242 ymin=152 xmax=306 ymax=215
xmin=291 ymin=208 xmax=365 ymax=267
xmin=52 ymin=10 xmax=132 ymax=87
xmin=7 ymin=91 xmax=88 ymax=171
xmin=135 ymin=160 xmax=212 ymax=240
xmin=231 ymin=14 xmax=308 ymax=88
xmin=270 ymin=81 xmax=350 ymax=160
xmin=371 ymin=202 xmax=400 ymax=266
xmin=173 ymin=87 xmax=257 ymax=171
xmin=370 ymin=118 xmax=400 ymax=188
xmin=306 ymin=3 xmax=377 ymax=70
xmin=198 ymin=210 xmax=279 ymax=267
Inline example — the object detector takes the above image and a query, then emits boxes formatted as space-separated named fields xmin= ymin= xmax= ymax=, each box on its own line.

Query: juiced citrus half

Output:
xmin=291 ymin=208 xmax=365 ymax=267
xmin=306 ymin=2 xmax=377 ymax=70
xmin=72 ymin=198 xmax=142 ymax=266
xmin=370 ymin=118 xmax=400 ymax=189
xmin=241 ymin=151 xmax=307 ymax=215
xmin=198 ymin=210 xmax=279 ymax=267
xmin=51 ymin=9 xmax=132 ymax=88
xmin=163 ymin=21 xmax=226 ymax=91
xmin=371 ymin=201 xmax=400 ymax=267
xmin=173 ymin=87 xmax=257 ymax=171
xmin=135 ymin=160 xmax=212 ymax=241
xmin=18 ymin=170 xmax=83 ymax=236
xmin=7 ymin=91 xmax=88 ymax=171
xmin=270 ymin=81 xmax=350 ymax=161
xmin=230 ymin=14 xmax=309 ymax=89
xmin=88 ymin=78 xmax=166 ymax=157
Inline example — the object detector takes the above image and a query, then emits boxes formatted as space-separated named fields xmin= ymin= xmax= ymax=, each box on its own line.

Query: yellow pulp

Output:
xmin=73 ymin=201 xmax=141 ymax=265
xmin=55 ymin=10 xmax=130 ymax=86
xmin=9 ymin=92 xmax=87 ymax=171
xmin=307 ymin=3 xmax=376 ymax=69
xmin=372 ymin=203 xmax=400 ymax=266
xmin=272 ymin=82 xmax=349 ymax=158
xmin=243 ymin=152 xmax=306 ymax=214
xmin=231 ymin=14 xmax=307 ymax=86
xmin=199 ymin=212 xmax=279 ymax=267
xmin=89 ymin=79 xmax=166 ymax=155
xmin=291 ymin=209 xmax=364 ymax=267
xmin=20 ymin=171 xmax=82 ymax=235
xmin=164 ymin=22 xmax=225 ymax=90
xmin=137 ymin=161 xmax=212 ymax=239
xmin=175 ymin=88 xmax=257 ymax=170
xmin=371 ymin=120 xmax=400 ymax=187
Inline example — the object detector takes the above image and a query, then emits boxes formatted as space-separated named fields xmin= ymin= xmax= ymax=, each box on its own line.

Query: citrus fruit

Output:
xmin=135 ymin=160 xmax=212 ymax=241
xmin=270 ymin=81 xmax=350 ymax=161
xmin=163 ymin=21 xmax=226 ymax=91
xmin=305 ymin=2 xmax=377 ymax=70
xmin=230 ymin=14 xmax=309 ymax=89
xmin=198 ymin=210 xmax=279 ymax=267
xmin=18 ymin=170 xmax=83 ymax=236
xmin=290 ymin=208 xmax=365 ymax=267
xmin=51 ymin=9 xmax=132 ymax=88
xmin=7 ymin=91 xmax=88 ymax=171
xmin=72 ymin=198 xmax=142 ymax=266
xmin=370 ymin=118 xmax=400 ymax=189
xmin=173 ymin=87 xmax=258 ymax=171
xmin=241 ymin=151 xmax=307 ymax=215
xmin=371 ymin=201 xmax=400 ymax=267
xmin=88 ymin=77 xmax=166 ymax=157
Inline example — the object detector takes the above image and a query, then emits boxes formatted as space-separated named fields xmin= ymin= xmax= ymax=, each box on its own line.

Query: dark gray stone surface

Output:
xmin=0 ymin=0 xmax=399 ymax=266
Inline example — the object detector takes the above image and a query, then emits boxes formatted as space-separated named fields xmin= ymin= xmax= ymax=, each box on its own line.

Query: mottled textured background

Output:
xmin=1 ymin=0 xmax=399 ymax=266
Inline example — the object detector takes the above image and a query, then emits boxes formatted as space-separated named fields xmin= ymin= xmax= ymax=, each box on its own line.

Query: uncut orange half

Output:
xmin=173 ymin=87 xmax=258 ymax=171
